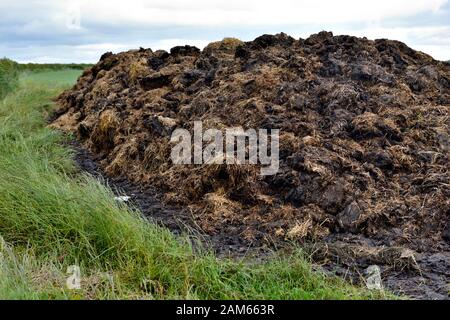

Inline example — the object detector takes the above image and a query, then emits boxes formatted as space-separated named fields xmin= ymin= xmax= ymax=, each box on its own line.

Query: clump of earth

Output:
xmin=51 ymin=31 xmax=450 ymax=299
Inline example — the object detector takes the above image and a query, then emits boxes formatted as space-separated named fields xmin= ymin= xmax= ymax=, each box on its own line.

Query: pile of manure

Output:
xmin=52 ymin=32 xmax=449 ymax=256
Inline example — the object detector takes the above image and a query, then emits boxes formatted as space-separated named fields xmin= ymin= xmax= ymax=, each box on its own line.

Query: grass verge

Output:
xmin=0 ymin=69 xmax=387 ymax=300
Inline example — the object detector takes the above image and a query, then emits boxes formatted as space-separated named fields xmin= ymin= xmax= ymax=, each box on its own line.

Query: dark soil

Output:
xmin=53 ymin=31 xmax=450 ymax=299
xmin=71 ymin=140 xmax=255 ymax=255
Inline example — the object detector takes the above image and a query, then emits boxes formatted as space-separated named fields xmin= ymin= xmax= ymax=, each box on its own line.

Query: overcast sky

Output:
xmin=1 ymin=0 xmax=449 ymax=63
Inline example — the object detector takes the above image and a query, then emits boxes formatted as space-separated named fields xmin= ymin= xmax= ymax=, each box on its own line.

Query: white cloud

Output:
xmin=2 ymin=0 xmax=447 ymax=27
xmin=1 ymin=0 xmax=449 ymax=62
xmin=75 ymin=0 xmax=449 ymax=26
xmin=413 ymin=44 xmax=450 ymax=60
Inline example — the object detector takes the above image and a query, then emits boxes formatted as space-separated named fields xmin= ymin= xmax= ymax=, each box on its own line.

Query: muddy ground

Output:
xmin=53 ymin=31 xmax=450 ymax=299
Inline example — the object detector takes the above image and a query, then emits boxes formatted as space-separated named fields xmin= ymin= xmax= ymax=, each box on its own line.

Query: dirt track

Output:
xmin=53 ymin=31 xmax=450 ymax=299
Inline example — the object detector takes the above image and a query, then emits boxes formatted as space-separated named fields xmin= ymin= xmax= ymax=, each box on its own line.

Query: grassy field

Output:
xmin=20 ymin=69 xmax=85 ymax=86
xmin=1 ymin=59 xmax=91 ymax=98
xmin=0 ymin=66 xmax=387 ymax=300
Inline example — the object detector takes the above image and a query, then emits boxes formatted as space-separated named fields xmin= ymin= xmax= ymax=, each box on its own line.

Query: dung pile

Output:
xmin=52 ymin=32 xmax=450 ymax=251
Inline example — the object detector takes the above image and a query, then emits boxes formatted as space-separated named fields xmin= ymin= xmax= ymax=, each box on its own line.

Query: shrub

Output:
xmin=0 ymin=58 xmax=19 ymax=99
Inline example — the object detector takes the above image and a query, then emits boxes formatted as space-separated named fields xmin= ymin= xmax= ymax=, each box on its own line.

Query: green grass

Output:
xmin=0 ymin=58 xmax=20 ymax=99
xmin=20 ymin=69 xmax=84 ymax=87
xmin=1 ymin=58 xmax=89 ymax=99
xmin=0 ymin=68 xmax=387 ymax=300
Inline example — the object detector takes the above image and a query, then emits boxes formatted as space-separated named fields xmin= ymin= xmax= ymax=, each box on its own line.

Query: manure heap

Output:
xmin=52 ymin=32 xmax=449 ymax=260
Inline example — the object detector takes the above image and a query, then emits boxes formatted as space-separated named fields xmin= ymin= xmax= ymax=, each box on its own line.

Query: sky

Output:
xmin=0 ymin=0 xmax=449 ymax=63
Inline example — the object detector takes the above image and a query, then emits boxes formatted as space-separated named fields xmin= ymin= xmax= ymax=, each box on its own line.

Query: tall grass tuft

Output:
xmin=0 ymin=58 xmax=19 ymax=99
